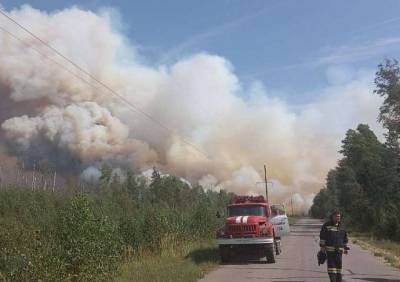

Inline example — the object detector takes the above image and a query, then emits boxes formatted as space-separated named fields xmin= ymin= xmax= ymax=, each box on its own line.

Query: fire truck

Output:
xmin=216 ymin=195 xmax=284 ymax=263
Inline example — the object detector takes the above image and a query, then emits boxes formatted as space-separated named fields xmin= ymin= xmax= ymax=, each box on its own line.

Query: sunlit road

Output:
xmin=199 ymin=218 xmax=400 ymax=282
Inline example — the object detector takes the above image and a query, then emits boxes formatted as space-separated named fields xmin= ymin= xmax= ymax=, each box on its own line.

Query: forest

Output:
xmin=311 ymin=59 xmax=400 ymax=241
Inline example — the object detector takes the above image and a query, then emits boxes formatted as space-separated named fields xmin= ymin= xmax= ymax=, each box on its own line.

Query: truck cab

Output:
xmin=270 ymin=204 xmax=291 ymax=238
xmin=216 ymin=195 xmax=281 ymax=263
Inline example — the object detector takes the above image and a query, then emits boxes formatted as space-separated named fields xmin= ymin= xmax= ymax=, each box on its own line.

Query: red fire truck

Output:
xmin=216 ymin=195 xmax=281 ymax=263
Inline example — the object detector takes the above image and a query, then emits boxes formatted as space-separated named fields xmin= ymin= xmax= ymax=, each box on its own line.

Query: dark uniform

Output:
xmin=319 ymin=220 xmax=348 ymax=282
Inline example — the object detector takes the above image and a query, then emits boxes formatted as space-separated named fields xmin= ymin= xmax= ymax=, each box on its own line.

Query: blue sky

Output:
xmin=2 ymin=0 xmax=400 ymax=103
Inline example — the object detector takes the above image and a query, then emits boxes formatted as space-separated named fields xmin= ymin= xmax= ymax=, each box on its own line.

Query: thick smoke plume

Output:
xmin=0 ymin=6 xmax=384 ymax=212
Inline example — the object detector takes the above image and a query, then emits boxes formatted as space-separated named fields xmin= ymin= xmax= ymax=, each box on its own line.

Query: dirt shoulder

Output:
xmin=351 ymin=234 xmax=400 ymax=269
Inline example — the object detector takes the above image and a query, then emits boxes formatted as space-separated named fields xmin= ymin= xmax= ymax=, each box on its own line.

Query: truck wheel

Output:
xmin=275 ymin=237 xmax=282 ymax=255
xmin=219 ymin=245 xmax=231 ymax=263
xmin=266 ymin=245 xmax=276 ymax=263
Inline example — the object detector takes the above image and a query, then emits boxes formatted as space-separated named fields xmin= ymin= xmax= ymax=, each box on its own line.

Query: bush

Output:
xmin=0 ymin=190 xmax=64 ymax=281
xmin=56 ymin=194 xmax=123 ymax=281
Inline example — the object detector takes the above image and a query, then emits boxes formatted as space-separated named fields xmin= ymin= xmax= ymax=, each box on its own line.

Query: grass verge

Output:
xmin=115 ymin=240 xmax=219 ymax=282
xmin=288 ymin=215 xmax=300 ymax=226
xmin=351 ymin=233 xmax=400 ymax=269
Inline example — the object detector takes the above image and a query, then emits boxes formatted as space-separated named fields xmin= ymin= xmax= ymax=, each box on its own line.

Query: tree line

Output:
xmin=310 ymin=59 xmax=400 ymax=241
xmin=0 ymin=167 xmax=233 ymax=281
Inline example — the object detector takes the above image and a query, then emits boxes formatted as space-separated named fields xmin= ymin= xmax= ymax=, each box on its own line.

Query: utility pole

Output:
xmin=32 ymin=162 xmax=36 ymax=191
xmin=264 ymin=165 xmax=268 ymax=202
xmin=291 ymin=195 xmax=294 ymax=216
xmin=52 ymin=171 xmax=56 ymax=193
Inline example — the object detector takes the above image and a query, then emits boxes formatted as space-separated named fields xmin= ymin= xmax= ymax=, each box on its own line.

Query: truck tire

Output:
xmin=275 ymin=237 xmax=282 ymax=255
xmin=219 ymin=245 xmax=231 ymax=263
xmin=266 ymin=244 xmax=276 ymax=263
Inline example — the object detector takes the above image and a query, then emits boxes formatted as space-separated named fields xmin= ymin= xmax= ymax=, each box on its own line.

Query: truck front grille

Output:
xmin=243 ymin=224 xmax=256 ymax=232
xmin=228 ymin=225 xmax=241 ymax=233
xmin=228 ymin=224 xmax=257 ymax=234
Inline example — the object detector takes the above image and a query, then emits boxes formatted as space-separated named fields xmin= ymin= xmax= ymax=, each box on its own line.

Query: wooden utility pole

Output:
xmin=264 ymin=165 xmax=268 ymax=202
xmin=15 ymin=165 xmax=19 ymax=185
xmin=32 ymin=162 xmax=36 ymax=191
xmin=291 ymin=195 xmax=294 ymax=216
xmin=52 ymin=171 xmax=56 ymax=192
xmin=0 ymin=166 xmax=2 ymax=190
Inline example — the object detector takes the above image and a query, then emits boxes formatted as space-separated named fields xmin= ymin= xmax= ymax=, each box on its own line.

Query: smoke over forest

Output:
xmin=0 ymin=5 xmax=384 ymax=211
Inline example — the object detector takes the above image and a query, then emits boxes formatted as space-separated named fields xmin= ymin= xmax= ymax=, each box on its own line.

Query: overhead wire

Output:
xmin=0 ymin=9 xmax=210 ymax=159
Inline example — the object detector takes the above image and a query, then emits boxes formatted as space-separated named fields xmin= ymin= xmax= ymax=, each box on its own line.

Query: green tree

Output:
xmin=56 ymin=194 xmax=122 ymax=281
xmin=310 ymin=188 xmax=330 ymax=218
xmin=311 ymin=123 xmax=400 ymax=238
xmin=334 ymin=163 xmax=369 ymax=229
xmin=374 ymin=59 xmax=400 ymax=152
xmin=340 ymin=125 xmax=388 ymax=203
xmin=99 ymin=164 xmax=113 ymax=188
xmin=125 ymin=169 xmax=138 ymax=199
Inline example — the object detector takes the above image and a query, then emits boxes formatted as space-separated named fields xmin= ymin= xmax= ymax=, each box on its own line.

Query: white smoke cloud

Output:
xmin=0 ymin=6 xmax=384 ymax=212
xmin=1 ymin=102 xmax=158 ymax=168
xmin=80 ymin=166 xmax=101 ymax=183
xmin=198 ymin=174 xmax=219 ymax=191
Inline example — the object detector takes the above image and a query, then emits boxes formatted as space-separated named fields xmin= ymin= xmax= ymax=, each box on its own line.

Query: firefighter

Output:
xmin=319 ymin=210 xmax=348 ymax=282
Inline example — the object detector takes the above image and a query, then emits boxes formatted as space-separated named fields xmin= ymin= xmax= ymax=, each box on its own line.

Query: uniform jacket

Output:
xmin=320 ymin=221 xmax=348 ymax=252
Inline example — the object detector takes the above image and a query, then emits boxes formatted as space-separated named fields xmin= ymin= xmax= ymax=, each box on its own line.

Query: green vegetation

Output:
xmin=288 ymin=215 xmax=300 ymax=226
xmin=0 ymin=168 xmax=233 ymax=281
xmin=116 ymin=240 xmax=219 ymax=282
xmin=351 ymin=233 xmax=400 ymax=268
xmin=311 ymin=59 xmax=400 ymax=242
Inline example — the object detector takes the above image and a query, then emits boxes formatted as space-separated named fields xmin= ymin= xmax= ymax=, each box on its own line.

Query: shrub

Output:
xmin=56 ymin=194 xmax=123 ymax=281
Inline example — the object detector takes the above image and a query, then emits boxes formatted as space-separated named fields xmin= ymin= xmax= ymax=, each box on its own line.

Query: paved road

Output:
xmin=200 ymin=218 xmax=400 ymax=282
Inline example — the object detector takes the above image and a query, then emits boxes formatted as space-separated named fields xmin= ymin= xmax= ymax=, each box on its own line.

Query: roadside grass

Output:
xmin=288 ymin=215 xmax=300 ymax=225
xmin=351 ymin=233 xmax=400 ymax=268
xmin=115 ymin=240 xmax=219 ymax=282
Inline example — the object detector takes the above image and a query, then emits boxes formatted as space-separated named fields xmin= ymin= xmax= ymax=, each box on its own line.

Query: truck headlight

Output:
xmin=260 ymin=226 xmax=273 ymax=236
xmin=216 ymin=229 xmax=225 ymax=237
xmin=260 ymin=227 xmax=267 ymax=235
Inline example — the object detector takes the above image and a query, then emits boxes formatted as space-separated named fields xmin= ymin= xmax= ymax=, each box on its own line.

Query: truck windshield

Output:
xmin=271 ymin=204 xmax=286 ymax=217
xmin=228 ymin=205 xmax=266 ymax=216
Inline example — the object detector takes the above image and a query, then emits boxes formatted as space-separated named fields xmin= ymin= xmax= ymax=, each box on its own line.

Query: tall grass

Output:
xmin=116 ymin=240 xmax=219 ymax=282
xmin=351 ymin=233 xmax=400 ymax=268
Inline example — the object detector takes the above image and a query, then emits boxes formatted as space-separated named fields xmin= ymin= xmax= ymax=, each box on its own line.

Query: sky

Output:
xmin=2 ymin=0 xmax=400 ymax=105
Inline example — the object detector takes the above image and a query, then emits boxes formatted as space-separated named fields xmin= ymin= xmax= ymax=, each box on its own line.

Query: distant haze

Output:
xmin=0 ymin=6 xmax=384 ymax=212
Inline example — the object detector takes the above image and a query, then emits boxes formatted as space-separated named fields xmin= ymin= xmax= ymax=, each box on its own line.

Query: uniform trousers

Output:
xmin=327 ymin=251 xmax=342 ymax=282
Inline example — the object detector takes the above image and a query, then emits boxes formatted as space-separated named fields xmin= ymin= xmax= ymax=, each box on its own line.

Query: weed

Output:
xmin=351 ymin=233 xmax=400 ymax=269
xmin=115 ymin=241 xmax=219 ymax=282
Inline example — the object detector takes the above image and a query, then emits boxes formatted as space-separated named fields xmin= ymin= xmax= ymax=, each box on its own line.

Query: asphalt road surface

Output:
xmin=200 ymin=218 xmax=400 ymax=282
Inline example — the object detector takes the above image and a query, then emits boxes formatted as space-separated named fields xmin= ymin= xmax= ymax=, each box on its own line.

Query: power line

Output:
xmin=0 ymin=9 xmax=210 ymax=158
xmin=0 ymin=8 xmax=233 ymax=157
xmin=0 ymin=26 xmax=96 ymax=89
